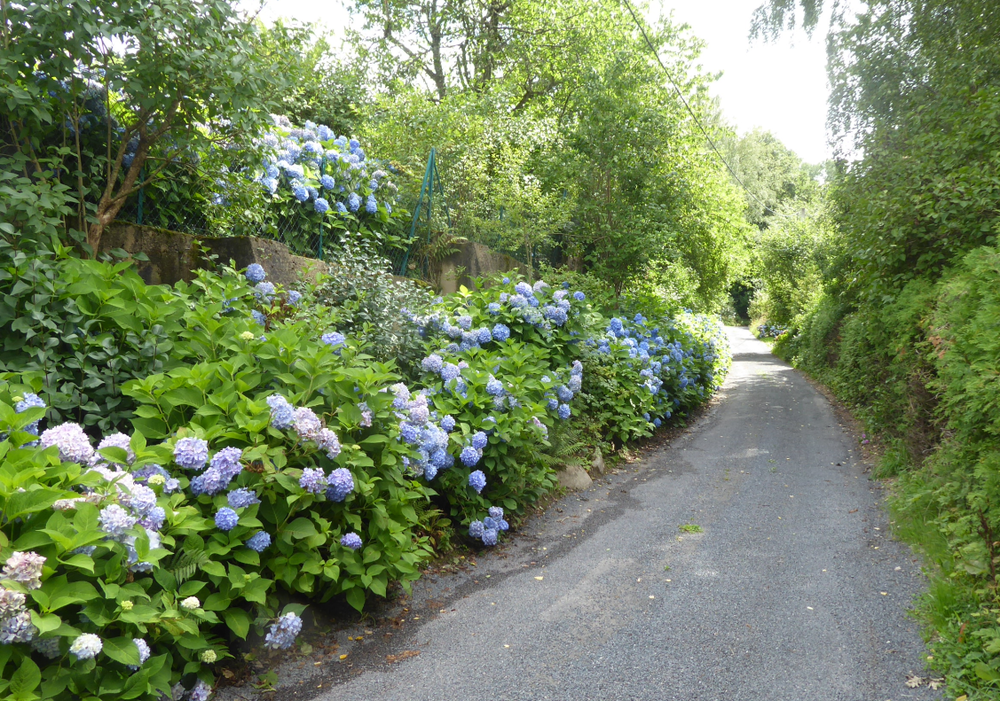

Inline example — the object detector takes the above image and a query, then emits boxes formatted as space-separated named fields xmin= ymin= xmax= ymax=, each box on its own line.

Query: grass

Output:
xmin=679 ymin=523 xmax=703 ymax=533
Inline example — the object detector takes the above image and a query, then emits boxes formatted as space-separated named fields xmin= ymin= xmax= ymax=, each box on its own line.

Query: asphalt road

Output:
xmin=262 ymin=327 xmax=940 ymax=701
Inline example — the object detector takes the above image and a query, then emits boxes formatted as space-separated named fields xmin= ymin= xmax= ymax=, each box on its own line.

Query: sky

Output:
xmin=242 ymin=0 xmax=833 ymax=164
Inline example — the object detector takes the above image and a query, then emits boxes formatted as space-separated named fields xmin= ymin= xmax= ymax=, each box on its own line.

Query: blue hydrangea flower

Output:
xmin=341 ymin=532 xmax=362 ymax=550
xmin=228 ymin=488 xmax=260 ymax=509
xmin=299 ymin=468 xmax=328 ymax=494
xmin=488 ymin=506 xmax=504 ymax=519
xmin=173 ymin=437 xmax=208 ymax=471
xmin=460 ymin=446 xmax=480 ymax=467
xmin=654 ymin=418 xmax=662 ymax=427
xmin=486 ymin=376 xmax=504 ymax=397
xmin=574 ymin=291 xmax=585 ymax=301
xmin=127 ymin=638 xmax=151 ymax=670
xmin=492 ymin=323 xmax=510 ymax=342
xmin=468 ymin=470 xmax=486 ymax=493
xmin=348 ymin=193 xmax=361 ymax=212
xmin=568 ymin=375 xmax=582 ymax=392
xmin=547 ymin=398 xmax=558 ymax=411
xmin=502 ymin=277 xmax=510 ymax=284
xmin=515 ymin=282 xmax=533 ymax=296
xmin=399 ymin=422 xmax=421 ymax=444
xmin=251 ymin=310 xmax=266 ymax=326
xmin=291 ymin=182 xmax=309 ymax=202
xmin=365 ymin=194 xmax=377 ymax=213
xmin=254 ymin=282 xmax=276 ymax=300
xmin=477 ymin=327 xmax=492 ymax=344
xmin=325 ymin=468 xmax=354 ymax=502
xmin=484 ymin=516 xmax=498 ymax=530
xmin=322 ymin=331 xmax=346 ymax=348
xmin=246 ymin=264 xmax=266 ymax=283
xmin=469 ymin=520 xmax=485 ymax=539
xmin=336 ymin=201 xmax=347 ymax=214
xmin=441 ymin=363 xmax=461 ymax=382
xmin=421 ymin=354 xmax=444 ymax=373
xmin=210 ymin=446 xmax=243 ymax=481
xmin=321 ymin=174 xmax=336 ymax=190
xmin=287 ymin=290 xmax=302 ymax=305
xmin=247 ymin=531 xmax=272 ymax=552
xmin=215 ymin=507 xmax=239 ymax=531
xmin=69 ymin=633 xmax=103 ymax=660
xmin=558 ymin=404 xmax=571 ymax=420
xmin=99 ymin=504 xmax=136 ymax=541
xmin=140 ymin=506 xmax=166 ymax=531
xmin=471 ymin=431 xmax=488 ymax=450
xmin=488 ymin=302 xmax=501 ymax=315
xmin=482 ymin=529 xmax=498 ymax=546
xmin=441 ymin=415 xmax=456 ymax=432
xmin=264 ymin=612 xmax=303 ymax=650
xmin=557 ymin=386 xmax=574 ymax=403
xmin=314 ymin=197 xmax=330 ymax=214
xmin=457 ymin=315 xmax=473 ymax=330
xmin=267 ymin=395 xmax=294 ymax=430
xmin=571 ymin=360 xmax=583 ymax=376
xmin=14 ymin=392 xmax=45 ymax=438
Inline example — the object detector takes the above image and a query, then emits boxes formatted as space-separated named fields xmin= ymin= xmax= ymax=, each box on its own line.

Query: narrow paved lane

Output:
xmin=297 ymin=328 xmax=938 ymax=701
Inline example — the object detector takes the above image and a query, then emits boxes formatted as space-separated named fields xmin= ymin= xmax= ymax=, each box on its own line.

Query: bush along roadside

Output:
xmin=0 ymin=262 xmax=731 ymax=701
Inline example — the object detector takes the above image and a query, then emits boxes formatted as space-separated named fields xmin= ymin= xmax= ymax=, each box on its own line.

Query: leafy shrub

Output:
xmin=299 ymin=243 xmax=434 ymax=369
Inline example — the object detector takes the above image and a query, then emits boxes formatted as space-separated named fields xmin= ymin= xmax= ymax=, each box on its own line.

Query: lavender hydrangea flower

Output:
xmin=140 ymin=506 xmax=166 ymax=531
xmin=460 ymin=446 xmax=480 ymax=467
xmin=299 ymin=467 xmax=328 ymax=494
xmin=471 ymin=431 xmax=488 ymax=450
xmin=99 ymin=504 xmax=137 ymax=541
xmin=174 ymin=437 xmax=209 ymax=470
xmin=264 ymin=612 xmax=303 ymax=650
xmin=254 ymin=282 xmax=276 ymax=300
xmin=39 ymin=422 xmax=94 ymax=464
xmin=421 ymin=354 xmax=444 ymax=373
xmin=128 ymin=638 xmax=151 ymax=670
xmin=228 ymin=488 xmax=260 ymax=509
xmin=468 ymin=470 xmax=486 ymax=493
xmin=316 ymin=428 xmax=342 ymax=460
xmin=0 ymin=611 xmax=34 ymax=644
xmin=210 ymin=446 xmax=243 ymax=481
xmin=245 ymin=264 xmax=266 ymax=283
xmin=293 ymin=407 xmax=322 ymax=441
xmin=267 ymin=395 xmax=294 ymax=430
xmin=122 ymin=483 xmax=157 ymax=517
xmin=69 ymin=633 xmax=103 ymax=661
xmin=468 ymin=520 xmax=485 ymax=539
xmin=31 ymin=636 xmax=60 ymax=659
xmin=215 ymin=508 xmax=239 ymax=532
xmin=95 ymin=432 xmax=134 ymax=465
xmin=189 ymin=680 xmax=213 ymax=701
xmin=246 ymin=531 xmax=272 ymax=552
xmin=340 ymin=532 xmax=362 ymax=550
xmin=325 ymin=468 xmax=354 ymax=502
xmin=0 ymin=589 xmax=26 ymax=617
xmin=441 ymin=415 xmax=456 ymax=432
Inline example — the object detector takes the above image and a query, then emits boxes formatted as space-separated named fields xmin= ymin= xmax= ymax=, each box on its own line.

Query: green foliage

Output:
xmin=1 ymin=0 xmax=283 ymax=250
xmin=0 ymin=251 xmax=189 ymax=433
xmin=300 ymin=244 xmax=435 ymax=369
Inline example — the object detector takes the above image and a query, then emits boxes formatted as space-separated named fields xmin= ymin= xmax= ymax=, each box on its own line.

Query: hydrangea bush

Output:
xmin=0 ymin=258 xmax=730 ymax=700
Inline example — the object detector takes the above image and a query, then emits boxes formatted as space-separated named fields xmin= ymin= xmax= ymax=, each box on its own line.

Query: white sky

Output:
xmin=243 ymin=0 xmax=832 ymax=164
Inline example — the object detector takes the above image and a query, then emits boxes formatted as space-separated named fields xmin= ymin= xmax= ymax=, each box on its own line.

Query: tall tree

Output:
xmin=0 ymin=0 xmax=282 ymax=253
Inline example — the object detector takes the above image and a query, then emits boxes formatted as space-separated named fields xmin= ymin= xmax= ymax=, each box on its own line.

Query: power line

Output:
xmin=618 ymin=0 xmax=777 ymax=216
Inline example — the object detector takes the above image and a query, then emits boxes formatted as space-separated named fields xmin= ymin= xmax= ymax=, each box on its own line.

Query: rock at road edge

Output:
xmin=558 ymin=464 xmax=593 ymax=491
